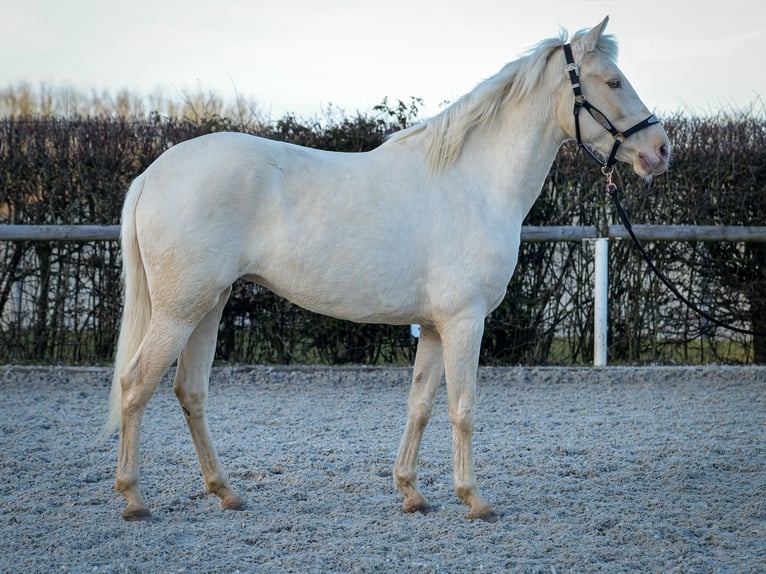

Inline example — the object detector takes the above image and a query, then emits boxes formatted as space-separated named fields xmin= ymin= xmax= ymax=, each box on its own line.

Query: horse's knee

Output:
xmin=408 ymin=399 xmax=434 ymax=430
xmin=449 ymin=406 xmax=475 ymax=435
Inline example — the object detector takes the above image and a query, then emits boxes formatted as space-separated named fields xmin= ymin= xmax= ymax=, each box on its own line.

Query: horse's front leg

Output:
xmin=394 ymin=326 xmax=444 ymax=514
xmin=442 ymin=316 xmax=497 ymax=522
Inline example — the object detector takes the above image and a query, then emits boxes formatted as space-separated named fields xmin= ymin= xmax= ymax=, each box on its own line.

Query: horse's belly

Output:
xmin=242 ymin=270 xmax=419 ymax=325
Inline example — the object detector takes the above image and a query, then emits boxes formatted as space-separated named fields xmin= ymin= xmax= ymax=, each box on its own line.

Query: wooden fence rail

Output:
xmin=3 ymin=224 xmax=766 ymax=243
xmin=0 ymin=225 xmax=121 ymax=242
xmin=3 ymin=224 xmax=765 ymax=366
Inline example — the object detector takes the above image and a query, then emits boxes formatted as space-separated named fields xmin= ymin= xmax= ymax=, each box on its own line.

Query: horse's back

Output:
xmin=131 ymin=132 xmax=430 ymax=322
xmin=136 ymin=131 xmax=350 ymax=244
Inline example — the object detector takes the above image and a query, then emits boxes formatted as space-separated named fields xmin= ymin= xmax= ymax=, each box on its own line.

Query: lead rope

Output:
xmin=605 ymin=175 xmax=766 ymax=338
xmin=563 ymin=42 xmax=765 ymax=338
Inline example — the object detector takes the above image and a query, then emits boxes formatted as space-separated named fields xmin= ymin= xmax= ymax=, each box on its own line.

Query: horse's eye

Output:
xmin=607 ymin=78 xmax=622 ymax=89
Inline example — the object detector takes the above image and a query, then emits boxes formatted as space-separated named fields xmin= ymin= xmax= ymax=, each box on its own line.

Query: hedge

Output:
xmin=1 ymin=105 xmax=765 ymax=364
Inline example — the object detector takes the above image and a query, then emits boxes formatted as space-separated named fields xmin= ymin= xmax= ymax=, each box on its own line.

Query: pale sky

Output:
xmin=4 ymin=0 xmax=766 ymax=120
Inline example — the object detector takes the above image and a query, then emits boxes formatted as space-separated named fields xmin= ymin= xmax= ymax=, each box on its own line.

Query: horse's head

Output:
xmin=558 ymin=17 xmax=670 ymax=177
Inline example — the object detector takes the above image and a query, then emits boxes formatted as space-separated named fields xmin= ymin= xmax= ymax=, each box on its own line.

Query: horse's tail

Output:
xmin=98 ymin=174 xmax=151 ymax=441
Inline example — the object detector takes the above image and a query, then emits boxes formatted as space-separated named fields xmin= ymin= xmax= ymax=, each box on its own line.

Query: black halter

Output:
xmin=563 ymin=43 xmax=660 ymax=174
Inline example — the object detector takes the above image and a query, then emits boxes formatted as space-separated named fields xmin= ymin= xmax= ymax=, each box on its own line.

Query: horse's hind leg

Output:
xmin=117 ymin=313 xmax=194 ymax=521
xmin=173 ymin=286 xmax=244 ymax=511
xmin=394 ymin=325 xmax=444 ymax=514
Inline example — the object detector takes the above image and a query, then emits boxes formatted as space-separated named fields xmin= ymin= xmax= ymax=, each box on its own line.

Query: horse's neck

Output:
xmin=459 ymin=100 xmax=564 ymax=223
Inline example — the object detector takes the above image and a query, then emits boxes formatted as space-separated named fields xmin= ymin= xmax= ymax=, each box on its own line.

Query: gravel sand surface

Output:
xmin=1 ymin=365 xmax=764 ymax=573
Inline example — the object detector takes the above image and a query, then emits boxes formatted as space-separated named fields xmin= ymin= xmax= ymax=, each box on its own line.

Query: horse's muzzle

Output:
xmin=638 ymin=138 xmax=670 ymax=176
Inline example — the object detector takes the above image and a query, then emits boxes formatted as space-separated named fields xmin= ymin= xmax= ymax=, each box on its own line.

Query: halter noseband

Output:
xmin=563 ymin=43 xmax=660 ymax=174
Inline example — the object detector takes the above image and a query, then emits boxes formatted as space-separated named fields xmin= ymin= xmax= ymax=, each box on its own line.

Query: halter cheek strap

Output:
xmin=562 ymin=43 xmax=660 ymax=174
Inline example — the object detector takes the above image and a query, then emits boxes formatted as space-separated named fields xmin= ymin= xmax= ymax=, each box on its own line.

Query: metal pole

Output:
xmin=593 ymin=238 xmax=609 ymax=366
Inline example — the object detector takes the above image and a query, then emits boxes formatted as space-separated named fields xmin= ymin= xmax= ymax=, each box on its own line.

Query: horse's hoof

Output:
xmin=402 ymin=497 xmax=430 ymax=515
xmin=221 ymin=496 xmax=246 ymax=511
xmin=122 ymin=504 xmax=152 ymax=522
xmin=467 ymin=507 xmax=498 ymax=523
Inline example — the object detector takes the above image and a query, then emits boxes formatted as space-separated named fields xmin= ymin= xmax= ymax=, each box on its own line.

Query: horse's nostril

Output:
xmin=659 ymin=143 xmax=669 ymax=161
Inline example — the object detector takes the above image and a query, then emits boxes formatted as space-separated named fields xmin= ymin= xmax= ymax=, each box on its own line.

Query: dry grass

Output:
xmin=0 ymin=82 xmax=265 ymax=127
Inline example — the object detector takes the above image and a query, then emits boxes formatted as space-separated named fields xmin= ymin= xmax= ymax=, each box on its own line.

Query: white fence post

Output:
xmin=593 ymin=237 xmax=609 ymax=367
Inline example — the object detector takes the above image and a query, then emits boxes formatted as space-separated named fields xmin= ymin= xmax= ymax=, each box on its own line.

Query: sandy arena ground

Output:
xmin=0 ymin=365 xmax=764 ymax=573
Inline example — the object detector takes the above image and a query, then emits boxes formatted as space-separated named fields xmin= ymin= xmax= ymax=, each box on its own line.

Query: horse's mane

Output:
xmin=389 ymin=28 xmax=618 ymax=174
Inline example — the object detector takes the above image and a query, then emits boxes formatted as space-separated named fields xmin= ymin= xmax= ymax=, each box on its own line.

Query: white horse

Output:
xmin=102 ymin=17 xmax=669 ymax=521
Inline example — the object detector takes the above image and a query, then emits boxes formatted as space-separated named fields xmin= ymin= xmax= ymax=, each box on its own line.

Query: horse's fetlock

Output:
xmin=205 ymin=474 xmax=230 ymax=494
xmin=454 ymin=483 xmax=474 ymax=502
xmin=393 ymin=467 xmax=416 ymax=488
xmin=114 ymin=475 xmax=138 ymax=496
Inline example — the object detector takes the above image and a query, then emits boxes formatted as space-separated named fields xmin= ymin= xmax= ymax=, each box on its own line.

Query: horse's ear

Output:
xmin=579 ymin=16 xmax=610 ymax=53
